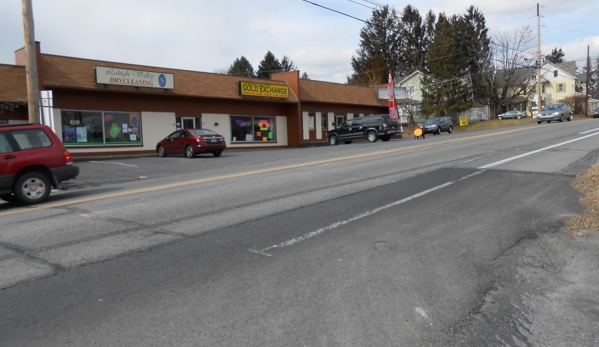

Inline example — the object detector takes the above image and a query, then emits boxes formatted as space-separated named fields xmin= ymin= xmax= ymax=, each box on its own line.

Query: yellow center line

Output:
xmin=0 ymin=127 xmax=529 ymax=217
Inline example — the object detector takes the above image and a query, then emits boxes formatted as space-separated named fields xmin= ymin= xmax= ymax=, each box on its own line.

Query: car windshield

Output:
xmin=192 ymin=129 xmax=218 ymax=136
xmin=424 ymin=118 xmax=438 ymax=125
xmin=542 ymin=105 xmax=558 ymax=111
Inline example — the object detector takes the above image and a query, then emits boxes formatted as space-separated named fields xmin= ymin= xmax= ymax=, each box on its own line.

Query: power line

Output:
xmin=302 ymin=0 xmax=367 ymax=23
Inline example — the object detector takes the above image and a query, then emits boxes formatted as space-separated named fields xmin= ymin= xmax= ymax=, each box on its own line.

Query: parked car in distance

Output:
xmin=327 ymin=114 xmax=401 ymax=145
xmin=593 ymin=107 xmax=599 ymax=119
xmin=498 ymin=110 xmax=527 ymax=120
xmin=156 ymin=129 xmax=226 ymax=158
xmin=537 ymin=103 xmax=572 ymax=124
xmin=0 ymin=124 xmax=79 ymax=204
xmin=422 ymin=116 xmax=453 ymax=135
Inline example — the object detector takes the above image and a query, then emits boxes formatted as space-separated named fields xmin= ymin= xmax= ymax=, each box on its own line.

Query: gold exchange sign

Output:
xmin=239 ymin=81 xmax=289 ymax=99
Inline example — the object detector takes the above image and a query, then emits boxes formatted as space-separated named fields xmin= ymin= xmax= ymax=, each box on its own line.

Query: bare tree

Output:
xmin=487 ymin=26 xmax=536 ymax=118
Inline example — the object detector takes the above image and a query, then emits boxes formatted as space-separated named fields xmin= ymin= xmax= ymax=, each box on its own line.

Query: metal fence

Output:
xmin=447 ymin=105 xmax=490 ymax=123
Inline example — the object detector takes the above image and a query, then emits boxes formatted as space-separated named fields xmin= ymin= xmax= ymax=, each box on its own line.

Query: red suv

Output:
xmin=0 ymin=124 xmax=79 ymax=204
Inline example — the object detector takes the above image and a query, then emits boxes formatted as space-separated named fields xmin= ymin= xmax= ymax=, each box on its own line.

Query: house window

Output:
xmin=554 ymin=70 xmax=558 ymax=77
xmin=230 ymin=115 xmax=276 ymax=142
xmin=557 ymin=83 xmax=565 ymax=92
xmin=408 ymin=85 xmax=415 ymax=98
xmin=61 ymin=110 xmax=142 ymax=146
xmin=542 ymin=85 xmax=546 ymax=94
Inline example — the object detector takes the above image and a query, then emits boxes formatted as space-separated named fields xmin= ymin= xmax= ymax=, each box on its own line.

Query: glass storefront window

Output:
xmin=61 ymin=110 xmax=141 ymax=146
xmin=230 ymin=116 xmax=276 ymax=142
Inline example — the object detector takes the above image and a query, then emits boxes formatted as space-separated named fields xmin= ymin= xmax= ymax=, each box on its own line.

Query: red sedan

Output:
xmin=156 ymin=129 xmax=226 ymax=158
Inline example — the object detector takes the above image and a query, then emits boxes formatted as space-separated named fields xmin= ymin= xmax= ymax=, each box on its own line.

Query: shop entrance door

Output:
xmin=181 ymin=117 xmax=197 ymax=129
xmin=335 ymin=115 xmax=345 ymax=128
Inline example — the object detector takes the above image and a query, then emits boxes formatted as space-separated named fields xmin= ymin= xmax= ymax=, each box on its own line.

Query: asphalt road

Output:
xmin=1 ymin=120 xmax=599 ymax=346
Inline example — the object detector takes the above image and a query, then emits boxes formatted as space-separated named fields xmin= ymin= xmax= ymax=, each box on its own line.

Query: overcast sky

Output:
xmin=1 ymin=0 xmax=597 ymax=83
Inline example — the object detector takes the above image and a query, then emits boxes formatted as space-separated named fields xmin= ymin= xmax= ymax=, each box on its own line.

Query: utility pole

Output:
xmin=586 ymin=46 xmax=590 ymax=117
xmin=536 ymin=3 xmax=542 ymax=116
xmin=22 ymin=0 xmax=39 ymax=124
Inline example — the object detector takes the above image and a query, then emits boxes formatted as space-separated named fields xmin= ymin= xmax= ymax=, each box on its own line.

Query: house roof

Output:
xmin=40 ymin=54 xmax=299 ymax=103
xmin=299 ymin=79 xmax=386 ymax=107
xmin=495 ymin=67 xmax=536 ymax=87
xmin=398 ymin=71 xmax=424 ymax=85
xmin=0 ymin=64 xmax=27 ymax=102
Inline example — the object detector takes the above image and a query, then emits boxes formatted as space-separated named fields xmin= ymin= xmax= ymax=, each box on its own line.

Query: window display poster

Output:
xmin=129 ymin=114 xmax=139 ymax=127
xmin=109 ymin=123 xmax=122 ymax=138
xmin=63 ymin=127 xmax=77 ymax=142
xmin=76 ymin=127 xmax=88 ymax=142
xmin=245 ymin=134 xmax=253 ymax=141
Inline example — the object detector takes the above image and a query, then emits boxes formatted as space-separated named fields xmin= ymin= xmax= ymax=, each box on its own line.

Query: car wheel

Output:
xmin=185 ymin=145 xmax=195 ymax=158
xmin=448 ymin=126 xmax=453 ymax=134
xmin=436 ymin=128 xmax=441 ymax=135
xmin=537 ymin=121 xmax=542 ymax=124
xmin=498 ymin=116 xmax=502 ymax=120
xmin=547 ymin=121 xmax=551 ymax=123
xmin=366 ymin=131 xmax=378 ymax=143
xmin=157 ymin=145 xmax=167 ymax=157
xmin=517 ymin=115 xmax=521 ymax=119
xmin=381 ymin=135 xmax=390 ymax=142
xmin=567 ymin=116 xmax=571 ymax=122
xmin=213 ymin=151 xmax=222 ymax=157
xmin=558 ymin=116 xmax=563 ymax=122
xmin=14 ymin=172 xmax=51 ymax=205
xmin=0 ymin=194 xmax=17 ymax=202
xmin=344 ymin=141 xmax=352 ymax=144
xmin=329 ymin=135 xmax=339 ymax=146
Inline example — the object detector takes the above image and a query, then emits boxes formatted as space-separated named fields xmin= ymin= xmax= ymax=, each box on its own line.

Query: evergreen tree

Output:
xmin=227 ymin=56 xmax=255 ymax=78
xmin=546 ymin=47 xmax=566 ymax=63
xmin=256 ymin=51 xmax=283 ymax=79
xmin=280 ymin=56 xmax=297 ymax=72
xmin=421 ymin=13 xmax=472 ymax=117
xmin=458 ymin=6 xmax=492 ymax=104
xmin=300 ymin=72 xmax=310 ymax=80
xmin=399 ymin=5 xmax=430 ymax=75
xmin=348 ymin=5 xmax=402 ymax=85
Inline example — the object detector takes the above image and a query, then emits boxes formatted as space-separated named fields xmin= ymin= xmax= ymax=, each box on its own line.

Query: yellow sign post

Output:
xmin=459 ymin=115 xmax=469 ymax=126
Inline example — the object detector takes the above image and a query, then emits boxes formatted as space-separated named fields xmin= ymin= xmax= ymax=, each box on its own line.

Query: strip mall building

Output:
xmin=0 ymin=43 xmax=391 ymax=157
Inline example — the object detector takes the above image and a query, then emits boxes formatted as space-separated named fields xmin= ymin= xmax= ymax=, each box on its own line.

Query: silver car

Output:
xmin=498 ymin=110 xmax=527 ymax=120
xmin=537 ymin=103 xmax=572 ymax=124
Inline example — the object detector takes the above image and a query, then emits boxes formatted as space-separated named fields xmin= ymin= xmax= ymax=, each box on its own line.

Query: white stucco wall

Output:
xmin=302 ymin=111 xmax=310 ymax=140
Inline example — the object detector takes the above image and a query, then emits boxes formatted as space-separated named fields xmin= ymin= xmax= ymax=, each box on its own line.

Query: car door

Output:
xmin=0 ymin=131 xmax=22 ymax=193
xmin=337 ymin=120 xmax=353 ymax=140
xmin=173 ymin=130 xmax=192 ymax=153
xmin=348 ymin=118 xmax=365 ymax=139
xmin=162 ymin=131 xmax=181 ymax=154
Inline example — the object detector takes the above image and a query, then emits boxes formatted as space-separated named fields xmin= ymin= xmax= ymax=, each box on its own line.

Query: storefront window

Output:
xmin=321 ymin=112 xmax=328 ymax=130
xmin=230 ymin=116 xmax=276 ymax=142
xmin=61 ymin=110 xmax=141 ymax=146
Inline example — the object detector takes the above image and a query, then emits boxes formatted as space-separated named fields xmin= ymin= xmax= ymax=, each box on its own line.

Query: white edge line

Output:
xmin=478 ymin=132 xmax=599 ymax=169
xmin=89 ymin=161 xmax=139 ymax=167
xmin=579 ymin=128 xmax=599 ymax=134
xmin=247 ymin=170 xmax=483 ymax=256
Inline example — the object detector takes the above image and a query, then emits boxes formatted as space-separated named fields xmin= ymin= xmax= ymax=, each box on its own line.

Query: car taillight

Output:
xmin=64 ymin=150 xmax=73 ymax=165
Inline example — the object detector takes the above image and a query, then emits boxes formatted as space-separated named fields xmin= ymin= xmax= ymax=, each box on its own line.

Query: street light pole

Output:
xmin=22 ymin=0 xmax=39 ymax=124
